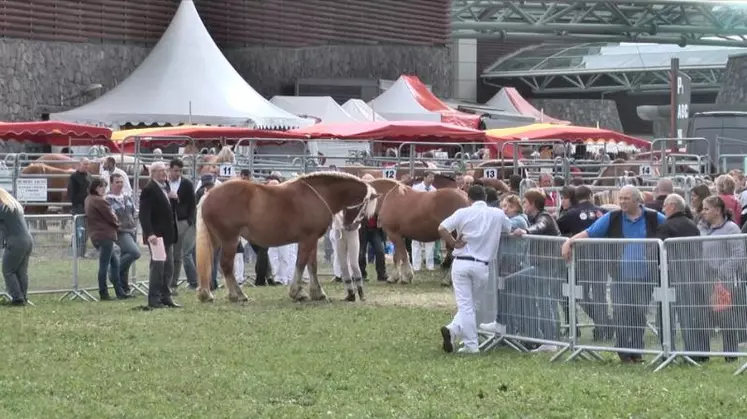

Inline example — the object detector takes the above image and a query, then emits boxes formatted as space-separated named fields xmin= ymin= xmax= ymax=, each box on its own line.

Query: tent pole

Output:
xmin=189 ymin=101 xmax=192 ymax=125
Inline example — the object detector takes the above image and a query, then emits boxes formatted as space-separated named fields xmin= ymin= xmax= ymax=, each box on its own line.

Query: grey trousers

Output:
xmin=3 ymin=238 xmax=32 ymax=302
xmin=170 ymin=220 xmax=195 ymax=288
xmin=148 ymin=243 xmax=174 ymax=306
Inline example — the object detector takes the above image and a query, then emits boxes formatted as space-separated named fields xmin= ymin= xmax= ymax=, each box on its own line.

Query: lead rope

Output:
xmin=301 ymin=181 xmax=334 ymax=218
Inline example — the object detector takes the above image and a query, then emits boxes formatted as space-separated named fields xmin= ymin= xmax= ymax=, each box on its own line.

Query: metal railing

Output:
xmin=477 ymin=234 xmax=747 ymax=376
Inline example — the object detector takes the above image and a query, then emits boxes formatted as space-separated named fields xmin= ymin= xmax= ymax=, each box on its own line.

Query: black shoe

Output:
xmin=9 ymin=299 xmax=26 ymax=307
xmin=377 ymin=276 xmax=389 ymax=282
xmin=161 ymin=300 xmax=183 ymax=308
xmin=117 ymin=294 xmax=135 ymax=300
xmin=146 ymin=302 xmax=166 ymax=309
xmin=267 ymin=278 xmax=280 ymax=286
xmin=99 ymin=295 xmax=114 ymax=301
xmin=333 ymin=276 xmax=342 ymax=283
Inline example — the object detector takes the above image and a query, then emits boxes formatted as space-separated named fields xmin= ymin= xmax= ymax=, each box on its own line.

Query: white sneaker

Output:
xmin=531 ymin=344 xmax=559 ymax=353
xmin=479 ymin=322 xmax=506 ymax=334
xmin=440 ymin=325 xmax=458 ymax=353
xmin=457 ymin=347 xmax=480 ymax=354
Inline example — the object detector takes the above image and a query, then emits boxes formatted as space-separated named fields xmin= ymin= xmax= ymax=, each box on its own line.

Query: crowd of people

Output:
xmin=442 ymin=172 xmax=747 ymax=361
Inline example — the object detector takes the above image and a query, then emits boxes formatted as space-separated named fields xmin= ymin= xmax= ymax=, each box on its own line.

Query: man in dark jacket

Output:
xmin=138 ymin=161 xmax=180 ymax=309
xmin=167 ymin=159 xmax=197 ymax=292
xmin=557 ymin=185 xmax=612 ymax=340
xmin=647 ymin=178 xmax=693 ymax=218
xmin=656 ymin=193 xmax=709 ymax=361
xmin=67 ymin=158 xmax=92 ymax=258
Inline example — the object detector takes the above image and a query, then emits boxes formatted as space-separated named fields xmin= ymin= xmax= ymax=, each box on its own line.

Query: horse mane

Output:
xmin=215 ymin=147 xmax=235 ymax=163
xmin=285 ymin=170 xmax=366 ymax=185
xmin=24 ymin=163 xmax=74 ymax=174
xmin=372 ymin=177 xmax=408 ymax=195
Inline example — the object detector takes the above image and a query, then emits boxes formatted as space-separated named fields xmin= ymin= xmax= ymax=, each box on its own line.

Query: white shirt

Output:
xmin=168 ymin=177 xmax=182 ymax=195
xmin=101 ymin=167 xmax=132 ymax=196
xmin=195 ymin=178 xmax=222 ymax=191
xmin=439 ymin=201 xmax=512 ymax=263
xmin=412 ymin=182 xmax=437 ymax=192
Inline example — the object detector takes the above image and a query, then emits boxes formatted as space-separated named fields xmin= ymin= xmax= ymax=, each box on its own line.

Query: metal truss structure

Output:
xmin=483 ymin=65 xmax=724 ymax=94
xmin=452 ymin=1 xmax=747 ymax=48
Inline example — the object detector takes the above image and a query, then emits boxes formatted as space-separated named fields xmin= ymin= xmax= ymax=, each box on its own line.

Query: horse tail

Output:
xmin=195 ymin=200 xmax=216 ymax=302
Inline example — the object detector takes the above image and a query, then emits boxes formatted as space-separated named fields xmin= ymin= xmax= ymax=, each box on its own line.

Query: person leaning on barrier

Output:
xmin=511 ymin=188 xmax=563 ymax=352
xmin=0 ymin=188 xmax=32 ymax=306
xmin=138 ymin=161 xmax=181 ymax=309
xmin=438 ymin=184 xmax=513 ymax=354
xmin=655 ymin=193 xmax=709 ymax=361
xmin=556 ymin=185 xmax=612 ymax=341
xmin=561 ymin=185 xmax=666 ymax=364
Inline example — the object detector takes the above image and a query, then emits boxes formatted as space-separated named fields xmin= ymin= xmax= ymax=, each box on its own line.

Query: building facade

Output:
xmin=0 ymin=0 xmax=451 ymax=121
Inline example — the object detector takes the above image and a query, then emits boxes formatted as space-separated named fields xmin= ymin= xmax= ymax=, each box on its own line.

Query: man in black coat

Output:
xmin=167 ymin=158 xmax=197 ymax=292
xmin=656 ymin=193 xmax=709 ymax=361
xmin=138 ymin=161 xmax=181 ymax=309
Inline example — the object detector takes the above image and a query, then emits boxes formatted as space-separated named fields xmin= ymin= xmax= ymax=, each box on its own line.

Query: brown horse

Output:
xmin=195 ymin=172 xmax=379 ymax=303
xmin=473 ymin=159 xmax=526 ymax=180
xmin=368 ymin=178 xmax=469 ymax=284
xmin=19 ymin=164 xmax=75 ymax=226
xmin=592 ymin=158 xmax=656 ymax=186
xmin=473 ymin=178 xmax=511 ymax=194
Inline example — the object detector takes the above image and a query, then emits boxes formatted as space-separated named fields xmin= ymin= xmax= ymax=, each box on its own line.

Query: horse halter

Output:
xmin=301 ymin=180 xmax=373 ymax=228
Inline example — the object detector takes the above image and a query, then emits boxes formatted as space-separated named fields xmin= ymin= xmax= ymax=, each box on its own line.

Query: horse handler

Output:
xmin=437 ymin=185 xmax=513 ymax=354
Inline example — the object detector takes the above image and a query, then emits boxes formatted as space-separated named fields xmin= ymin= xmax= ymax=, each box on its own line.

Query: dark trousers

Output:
xmin=251 ymin=244 xmax=271 ymax=285
xmin=148 ymin=243 xmax=174 ymax=306
xmin=2 ymin=237 xmax=32 ymax=302
xmin=358 ymin=226 xmax=387 ymax=280
xmin=405 ymin=238 xmax=413 ymax=264
xmin=92 ymin=238 xmax=126 ymax=298
xmin=611 ymin=282 xmax=653 ymax=358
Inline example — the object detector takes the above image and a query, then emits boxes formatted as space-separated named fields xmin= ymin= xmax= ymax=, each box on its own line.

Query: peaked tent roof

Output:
xmin=290 ymin=121 xmax=487 ymax=143
xmin=485 ymin=88 xmax=569 ymax=125
xmin=368 ymin=75 xmax=482 ymax=128
xmin=341 ymin=99 xmax=387 ymax=122
xmin=270 ymin=96 xmax=357 ymax=124
xmin=50 ymin=0 xmax=305 ymax=130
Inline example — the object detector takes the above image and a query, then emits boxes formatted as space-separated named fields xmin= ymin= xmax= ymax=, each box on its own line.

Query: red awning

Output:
xmin=117 ymin=126 xmax=303 ymax=152
xmin=291 ymin=120 xmax=487 ymax=144
xmin=486 ymin=124 xmax=650 ymax=156
xmin=402 ymin=76 xmax=482 ymax=129
xmin=0 ymin=121 xmax=118 ymax=150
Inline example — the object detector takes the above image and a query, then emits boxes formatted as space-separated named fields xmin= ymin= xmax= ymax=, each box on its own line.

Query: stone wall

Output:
xmin=716 ymin=53 xmax=747 ymax=104
xmin=0 ymin=39 xmax=451 ymax=122
xmin=0 ymin=38 xmax=151 ymax=121
xmin=224 ymin=45 xmax=451 ymax=98
xmin=529 ymin=99 xmax=623 ymax=131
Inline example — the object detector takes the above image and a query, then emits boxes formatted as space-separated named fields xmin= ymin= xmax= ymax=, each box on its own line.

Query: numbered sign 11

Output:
xmin=219 ymin=164 xmax=235 ymax=178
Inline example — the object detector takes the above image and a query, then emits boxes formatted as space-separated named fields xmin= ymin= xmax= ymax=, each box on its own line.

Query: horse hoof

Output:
xmin=344 ymin=291 xmax=356 ymax=302
xmin=311 ymin=292 xmax=328 ymax=302
xmin=196 ymin=289 xmax=214 ymax=303
xmin=386 ymin=277 xmax=398 ymax=284
xmin=294 ymin=293 xmax=309 ymax=302
xmin=356 ymin=286 xmax=365 ymax=301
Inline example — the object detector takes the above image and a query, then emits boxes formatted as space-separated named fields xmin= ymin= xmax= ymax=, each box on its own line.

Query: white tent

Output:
xmin=341 ymin=99 xmax=387 ymax=122
xmin=367 ymin=78 xmax=441 ymax=122
xmin=270 ymin=96 xmax=357 ymax=124
xmin=51 ymin=0 xmax=305 ymax=129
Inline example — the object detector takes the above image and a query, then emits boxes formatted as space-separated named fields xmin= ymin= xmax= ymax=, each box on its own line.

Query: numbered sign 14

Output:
xmin=639 ymin=164 xmax=652 ymax=176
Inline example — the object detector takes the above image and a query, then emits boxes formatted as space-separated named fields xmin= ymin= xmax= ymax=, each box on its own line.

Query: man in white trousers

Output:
xmin=411 ymin=172 xmax=438 ymax=271
xmin=437 ymin=185 xmax=513 ymax=354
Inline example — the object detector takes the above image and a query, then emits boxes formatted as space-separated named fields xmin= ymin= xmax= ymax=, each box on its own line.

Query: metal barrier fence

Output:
xmin=478 ymin=234 xmax=747 ymax=376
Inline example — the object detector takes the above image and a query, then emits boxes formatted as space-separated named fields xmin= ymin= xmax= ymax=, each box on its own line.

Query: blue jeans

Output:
xmin=92 ymin=238 xmax=125 ymax=298
xmin=116 ymin=232 xmax=141 ymax=292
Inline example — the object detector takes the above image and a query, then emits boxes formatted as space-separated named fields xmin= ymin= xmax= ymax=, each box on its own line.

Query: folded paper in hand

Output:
xmin=150 ymin=237 xmax=167 ymax=262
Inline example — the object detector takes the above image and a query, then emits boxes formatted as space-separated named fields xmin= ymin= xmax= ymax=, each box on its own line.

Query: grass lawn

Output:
xmin=1 ymin=267 xmax=746 ymax=419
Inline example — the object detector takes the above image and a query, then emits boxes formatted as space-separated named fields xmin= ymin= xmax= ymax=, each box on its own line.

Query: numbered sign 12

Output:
xmin=219 ymin=164 xmax=235 ymax=178
xmin=382 ymin=168 xmax=396 ymax=179
xmin=484 ymin=168 xmax=498 ymax=179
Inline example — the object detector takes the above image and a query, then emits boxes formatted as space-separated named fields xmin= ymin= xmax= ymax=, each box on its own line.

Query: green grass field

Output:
xmin=2 ymin=264 xmax=747 ymax=419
